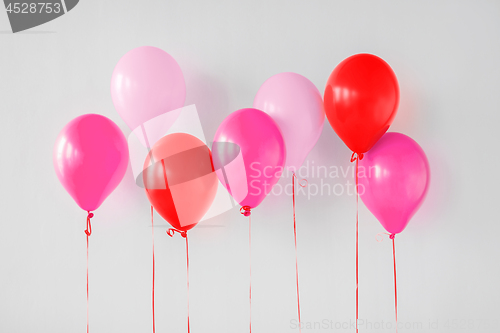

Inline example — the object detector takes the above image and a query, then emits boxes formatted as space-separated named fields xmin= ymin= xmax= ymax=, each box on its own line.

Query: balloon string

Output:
xmin=240 ymin=206 xmax=252 ymax=333
xmin=392 ymin=235 xmax=398 ymax=333
xmin=292 ymin=173 xmax=305 ymax=333
xmin=186 ymin=234 xmax=190 ymax=333
xmin=356 ymin=157 xmax=359 ymax=333
xmin=84 ymin=211 xmax=93 ymax=333
xmin=375 ymin=232 xmax=398 ymax=332
xmin=166 ymin=228 xmax=189 ymax=332
xmin=151 ymin=206 xmax=155 ymax=333
xmin=351 ymin=153 xmax=363 ymax=332
xmin=249 ymin=214 xmax=252 ymax=333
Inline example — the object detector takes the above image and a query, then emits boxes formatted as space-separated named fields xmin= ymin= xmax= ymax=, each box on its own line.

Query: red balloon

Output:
xmin=143 ymin=133 xmax=218 ymax=231
xmin=324 ymin=54 xmax=399 ymax=154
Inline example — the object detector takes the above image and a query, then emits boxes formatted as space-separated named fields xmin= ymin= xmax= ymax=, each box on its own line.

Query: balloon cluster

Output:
xmin=324 ymin=54 xmax=430 ymax=236
xmin=53 ymin=46 xmax=429 ymax=237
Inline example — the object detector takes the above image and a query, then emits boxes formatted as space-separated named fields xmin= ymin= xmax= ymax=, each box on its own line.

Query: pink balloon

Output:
xmin=358 ymin=132 xmax=430 ymax=234
xmin=53 ymin=114 xmax=129 ymax=212
xmin=111 ymin=46 xmax=185 ymax=131
xmin=212 ymin=108 xmax=286 ymax=209
xmin=253 ymin=72 xmax=324 ymax=171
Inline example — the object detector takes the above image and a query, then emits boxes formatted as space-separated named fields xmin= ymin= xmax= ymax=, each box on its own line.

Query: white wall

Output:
xmin=1 ymin=1 xmax=499 ymax=332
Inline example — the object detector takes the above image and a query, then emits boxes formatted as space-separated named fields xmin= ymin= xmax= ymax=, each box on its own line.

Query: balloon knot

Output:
xmin=240 ymin=206 xmax=251 ymax=217
xmin=350 ymin=153 xmax=364 ymax=162
xmin=166 ymin=228 xmax=187 ymax=238
xmin=84 ymin=211 xmax=93 ymax=236
xmin=389 ymin=233 xmax=396 ymax=240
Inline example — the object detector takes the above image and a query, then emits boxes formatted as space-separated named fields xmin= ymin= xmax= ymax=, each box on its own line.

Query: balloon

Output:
xmin=143 ymin=133 xmax=218 ymax=231
xmin=324 ymin=53 xmax=399 ymax=154
xmin=358 ymin=132 xmax=430 ymax=234
xmin=53 ymin=114 xmax=129 ymax=211
xmin=212 ymin=108 xmax=286 ymax=209
xmin=253 ymin=72 xmax=324 ymax=172
xmin=111 ymin=46 xmax=185 ymax=131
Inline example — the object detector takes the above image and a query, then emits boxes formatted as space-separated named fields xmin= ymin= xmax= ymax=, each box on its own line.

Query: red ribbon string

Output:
xmin=356 ymin=157 xmax=359 ymax=333
xmin=151 ymin=206 xmax=156 ymax=333
xmin=375 ymin=232 xmax=398 ymax=332
xmin=84 ymin=211 xmax=93 ymax=333
xmin=240 ymin=206 xmax=252 ymax=333
xmin=292 ymin=173 xmax=307 ymax=332
xmin=166 ymin=228 xmax=187 ymax=238
xmin=248 ymin=214 xmax=251 ymax=333
xmin=186 ymin=234 xmax=190 ymax=333
xmin=166 ymin=228 xmax=189 ymax=333
xmin=351 ymin=153 xmax=363 ymax=332
xmin=391 ymin=234 xmax=398 ymax=333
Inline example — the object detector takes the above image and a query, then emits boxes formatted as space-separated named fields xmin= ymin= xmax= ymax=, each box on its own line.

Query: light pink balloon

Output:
xmin=212 ymin=108 xmax=286 ymax=209
xmin=111 ymin=46 xmax=185 ymax=131
xmin=358 ymin=132 xmax=430 ymax=234
xmin=53 ymin=114 xmax=129 ymax=212
xmin=253 ymin=72 xmax=324 ymax=171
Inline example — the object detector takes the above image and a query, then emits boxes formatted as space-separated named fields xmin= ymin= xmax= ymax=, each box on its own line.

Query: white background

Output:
xmin=1 ymin=1 xmax=499 ymax=332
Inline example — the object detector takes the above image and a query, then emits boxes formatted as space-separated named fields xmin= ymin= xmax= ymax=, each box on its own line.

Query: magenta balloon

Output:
xmin=111 ymin=46 xmax=185 ymax=131
xmin=53 ymin=114 xmax=129 ymax=212
xmin=212 ymin=108 xmax=286 ymax=209
xmin=253 ymin=72 xmax=324 ymax=171
xmin=358 ymin=132 xmax=430 ymax=234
